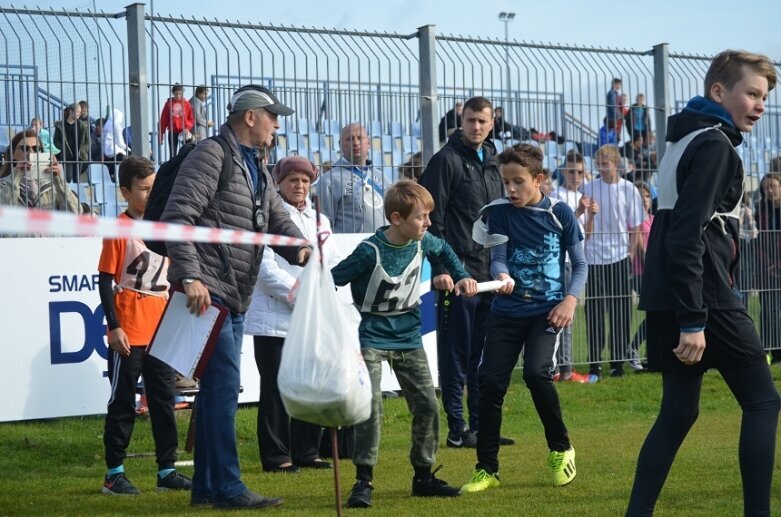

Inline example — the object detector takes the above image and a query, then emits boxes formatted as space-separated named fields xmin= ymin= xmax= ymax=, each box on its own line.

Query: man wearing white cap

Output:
xmin=161 ymin=84 xmax=311 ymax=510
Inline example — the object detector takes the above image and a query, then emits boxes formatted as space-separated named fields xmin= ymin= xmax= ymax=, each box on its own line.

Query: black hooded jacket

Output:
xmin=420 ymin=130 xmax=503 ymax=281
xmin=639 ymin=97 xmax=745 ymax=329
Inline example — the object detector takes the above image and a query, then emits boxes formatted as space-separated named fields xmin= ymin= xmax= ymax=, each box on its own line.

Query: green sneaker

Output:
xmin=549 ymin=446 xmax=576 ymax=486
xmin=460 ymin=469 xmax=500 ymax=494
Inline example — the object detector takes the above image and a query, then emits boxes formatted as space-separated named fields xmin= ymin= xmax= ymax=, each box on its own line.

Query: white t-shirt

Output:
xmin=552 ymin=186 xmax=586 ymax=232
xmin=582 ymin=178 xmax=646 ymax=265
xmin=552 ymin=186 xmax=586 ymax=265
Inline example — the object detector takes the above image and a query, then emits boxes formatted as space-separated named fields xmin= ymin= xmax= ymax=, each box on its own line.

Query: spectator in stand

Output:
xmin=91 ymin=117 xmax=105 ymax=162
xmin=399 ymin=151 xmax=424 ymax=183
xmin=29 ymin=118 xmax=59 ymax=155
xmin=79 ymin=100 xmax=95 ymax=130
xmin=755 ymin=170 xmax=781 ymax=363
xmin=318 ymin=122 xmax=390 ymax=233
xmin=582 ymin=144 xmax=646 ymax=381
xmin=540 ymin=168 xmax=555 ymax=195
xmin=190 ymin=86 xmax=213 ymax=142
xmin=626 ymin=93 xmax=652 ymax=142
xmin=244 ymin=156 xmax=338 ymax=474
xmin=438 ymin=101 xmax=463 ymax=143
xmin=421 ymin=96 xmax=514 ymax=449
xmin=551 ymin=150 xmax=598 ymax=383
xmin=598 ymin=117 xmax=618 ymax=147
xmin=103 ymin=109 xmax=130 ymax=183
xmin=620 ymin=93 xmax=630 ymax=137
xmin=491 ymin=107 xmax=527 ymax=143
xmin=623 ymin=133 xmax=655 ymax=179
xmin=158 ymin=83 xmax=195 ymax=156
xmin=53 ymin=103 xmax=90 ymax=183
xmin=606 ymin=78 xmax=624 ymax=142
xmin=0 ymin=129 xmax=80 ymax=213
xmin=79 ymin=100 xmax=98 ymax=154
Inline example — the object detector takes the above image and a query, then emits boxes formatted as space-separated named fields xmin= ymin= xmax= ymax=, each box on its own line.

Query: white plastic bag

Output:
xmin=278 ymin=251 xmax=372 ymax=427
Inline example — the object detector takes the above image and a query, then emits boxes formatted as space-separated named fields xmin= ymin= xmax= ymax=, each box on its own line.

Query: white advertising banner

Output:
xmin=0 ymin=234 xmax=439 ymax=422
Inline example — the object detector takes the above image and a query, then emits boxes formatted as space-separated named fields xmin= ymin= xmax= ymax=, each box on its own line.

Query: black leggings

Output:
xmin=626 ymin=364 xmax=780 ymax=516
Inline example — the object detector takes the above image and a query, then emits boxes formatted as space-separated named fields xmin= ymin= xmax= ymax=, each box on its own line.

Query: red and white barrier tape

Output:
xmin=0 ymin=205 xmax=309 ymax=247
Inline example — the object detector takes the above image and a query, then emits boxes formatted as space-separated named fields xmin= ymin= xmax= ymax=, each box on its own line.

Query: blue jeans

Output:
xmin=192 ymin=300 xmax=246 ymax=502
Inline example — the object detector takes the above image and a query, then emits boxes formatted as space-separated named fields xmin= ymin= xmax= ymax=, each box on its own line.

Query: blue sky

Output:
xmin=58 ymin=0 xmax=780 ymax=60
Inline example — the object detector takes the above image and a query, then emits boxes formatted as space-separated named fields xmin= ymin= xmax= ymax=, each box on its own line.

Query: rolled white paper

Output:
xmin=476 ymin=279 xmax=514 ymax=293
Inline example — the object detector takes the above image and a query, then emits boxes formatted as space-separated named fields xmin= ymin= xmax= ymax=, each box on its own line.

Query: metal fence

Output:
xmin=1 ymin=4 xmax=780 ymax=365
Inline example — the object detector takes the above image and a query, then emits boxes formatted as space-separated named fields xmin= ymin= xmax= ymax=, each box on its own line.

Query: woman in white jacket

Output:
xmin=102 ymin=109 xmax=130 ymax=183
xmin=244 ymin=156 xmax=341 ymax=473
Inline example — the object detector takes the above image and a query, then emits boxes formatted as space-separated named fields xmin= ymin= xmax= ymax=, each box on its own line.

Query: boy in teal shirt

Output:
xmin=331 ymin=179 xmax=477 ymax=509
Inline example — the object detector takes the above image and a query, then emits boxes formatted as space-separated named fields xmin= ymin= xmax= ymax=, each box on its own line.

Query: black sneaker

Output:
xmin=346 ymin=480 xmax=373 ymax=508
xmin=609 ymin=368 xmax=625 ymax=378
xmin=499 ymin=435 xmax=516 ymax=446
xmin=157 ymin=471 xmax=192 ymax=491
xmin=411 ymin=466 xmax=461 ymax=497
xmin=213 ymin=489 xmax=283 ymax=509
xmin=102 ymin=473 xmax=140 ymax=495
xmin=446 ymin=430 xmax=477 ymax=448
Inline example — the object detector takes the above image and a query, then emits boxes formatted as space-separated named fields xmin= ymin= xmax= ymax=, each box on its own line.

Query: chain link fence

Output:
xmin=1 ymin=4 xmax=780 ymax=365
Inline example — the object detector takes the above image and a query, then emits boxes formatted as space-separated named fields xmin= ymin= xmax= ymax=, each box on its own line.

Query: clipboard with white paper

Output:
xmin=146 ymin=289 xmax=228 ymax=379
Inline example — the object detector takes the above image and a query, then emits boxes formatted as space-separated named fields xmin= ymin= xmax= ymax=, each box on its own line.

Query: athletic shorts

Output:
xmin=646 ymin=308 xmax=767 ymax=375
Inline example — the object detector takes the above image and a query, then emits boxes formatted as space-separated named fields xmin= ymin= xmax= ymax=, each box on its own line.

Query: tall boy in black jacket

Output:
xmin=627 ymin=50 xmax=780 ymax=517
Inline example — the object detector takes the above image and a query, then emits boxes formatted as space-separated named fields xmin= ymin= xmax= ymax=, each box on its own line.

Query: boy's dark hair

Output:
xmin=63 ymin=103 xmax=77 ymax=119
xmin=171 ymin=83 xmax=184 ymax=94
xmin=195 ymin=86 xmax=208 ymax=96
xmin=463 ymin=96 xmax=493 ymax=114
xmin=564 ymin=150 xmax=584 ymax=165
xmin=704 ymin=50 xmax=777 ymax=97
xmin=384 ymin=179 xmax=434 ymax=220
xmin=399 ymin=151 xmax=424 ymax=182
xmin=78 ymin=100 xmax=88 ymax=109
xmin=498 ymin=143 xmax=543 ymax=176
xmin=612 ymin=78 xmax=622 ymax=86
xmin=119 ymin=156 xmax=155 ymax=190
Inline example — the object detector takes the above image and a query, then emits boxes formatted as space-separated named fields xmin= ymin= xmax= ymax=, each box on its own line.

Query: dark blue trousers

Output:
xmin=436 ymin=290 xmax=492 ymax=436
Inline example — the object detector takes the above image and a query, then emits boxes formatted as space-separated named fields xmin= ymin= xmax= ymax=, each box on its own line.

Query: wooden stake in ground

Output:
xmin=331 ymin=427 xmax=343 ymax=516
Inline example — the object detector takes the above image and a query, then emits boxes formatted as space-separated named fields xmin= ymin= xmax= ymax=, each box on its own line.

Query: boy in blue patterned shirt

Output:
xmin=461 ymin=144 xmax=587 ymax=493
xmin=331 ymin=179 xmax=477 ymax=509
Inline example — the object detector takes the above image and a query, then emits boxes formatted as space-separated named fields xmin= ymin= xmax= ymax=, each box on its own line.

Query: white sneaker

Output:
xmin=627 ymin=349 xmax=644 ymax=371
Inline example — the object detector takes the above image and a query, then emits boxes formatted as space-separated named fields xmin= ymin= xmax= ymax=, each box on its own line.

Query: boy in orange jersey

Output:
xmin=98 ymin=156 xmax=192 ymax=495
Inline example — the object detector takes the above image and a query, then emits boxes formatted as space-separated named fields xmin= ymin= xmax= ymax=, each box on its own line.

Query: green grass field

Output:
xmin=2 ymin=365 xmax=780 ymax=516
